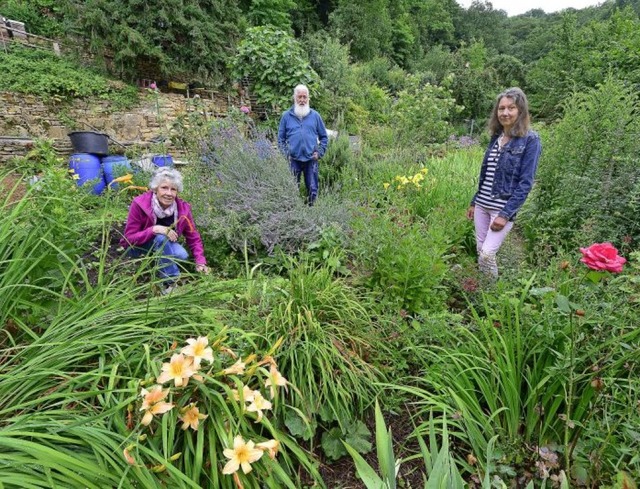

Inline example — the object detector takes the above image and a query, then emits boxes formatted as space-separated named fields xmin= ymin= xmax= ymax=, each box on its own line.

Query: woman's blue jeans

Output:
xmin=127 ymin=234 xmax=189 ymax=281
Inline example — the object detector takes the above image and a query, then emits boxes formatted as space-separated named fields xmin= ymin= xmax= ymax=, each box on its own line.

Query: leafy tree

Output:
xmin=405 ymin=0 xmax=459 ymax=49
xmin=527 ymin=8 xmax=640 ymax=118
xmin=247 ymin=0 xmax=295 ymax=31
xmin=304 ymin=31 xmax=357 ymax=123
xmin=392 ymin=74 xmax=459 ymax=145
xmin=231 ymin=25 xmax=319 ymax=113
xmin=450 ymin=41 xmax=499 ymax=120
xmin=0 ymin=0 xmax=67 ymax=37
xmin=329 ymin=0 xmax=393 ymax=61
xmin=455 ymin=0 xmax=510 ymax=53
xmin=66 ymin=0 xmax=243 ymax=82
xmin=521 ymin=78 xmax=640 ymax=254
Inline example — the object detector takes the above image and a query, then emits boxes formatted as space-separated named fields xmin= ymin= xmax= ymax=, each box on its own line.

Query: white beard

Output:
xmin=294 ymin=103 xmax=310 ymax=118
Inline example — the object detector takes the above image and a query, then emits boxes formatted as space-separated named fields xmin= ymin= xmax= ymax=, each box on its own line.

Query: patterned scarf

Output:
xmin=151 ymin=193 xmax=177 ymax=224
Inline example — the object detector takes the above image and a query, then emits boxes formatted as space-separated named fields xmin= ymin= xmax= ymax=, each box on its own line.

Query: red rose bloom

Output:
xmin=579 ymin=242 xmax=626 ymax=273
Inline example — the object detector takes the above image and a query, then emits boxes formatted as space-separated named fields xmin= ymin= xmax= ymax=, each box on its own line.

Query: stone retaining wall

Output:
xmin=0 ymin=89 xmax=237 ymax=163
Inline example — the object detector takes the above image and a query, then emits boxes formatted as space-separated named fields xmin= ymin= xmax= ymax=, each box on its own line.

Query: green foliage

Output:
xmin=450 ymin=41 xmax=499 ymax=121
xmin=185 ymin=120 xmax=350 ymax=255
xmin=521 ymin=78 xmax=640 ymax=256
xmin=0 ymin=0 xmax=66 ymax=37
xmin=343 ymin=402 xmax=466 ymax=488
xmin=0 ymin=45 xmax=138 ymax=104
xmin=245 ymin=256 xmax=386 ymax=441
xmin=321 ymin=420 xmax=371 ymax=460
xmin=392 ymin=75 xmax=458 ymax=146
xmin=247 ymin=0 xmax=294 ymax=31
xmin=67 ymin=0 xmax=242 ymax=82
xmin=304 ymin=31 xmax=358 ymax=124
xmin=352 ymin=212 xmax=450 ymax=315
xmin=231 ymin=26 xmax=319 ymax=113
xmin=329 ymin=0 xmax=393 ymax=61
xmin=527 ymin=9 xmax=640 ymax=118
xmin=319 ymin=133 xmax=353 ymax=190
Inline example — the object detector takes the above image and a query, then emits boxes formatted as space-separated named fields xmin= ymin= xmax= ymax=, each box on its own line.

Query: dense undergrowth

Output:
xmin=1 ymin=79 xmax=639 ymax=488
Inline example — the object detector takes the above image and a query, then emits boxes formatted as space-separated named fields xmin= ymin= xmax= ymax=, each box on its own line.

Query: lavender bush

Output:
xmin=184 ymin=121 xmax=351 ymax=254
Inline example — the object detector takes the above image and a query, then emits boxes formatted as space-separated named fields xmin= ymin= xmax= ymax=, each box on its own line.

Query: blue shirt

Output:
xmin=277 ymin=107 xmax=328 ymax=162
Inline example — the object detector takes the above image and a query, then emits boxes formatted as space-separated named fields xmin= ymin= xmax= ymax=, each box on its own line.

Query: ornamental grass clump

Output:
xmin=185 ymin=120 xmax=351 ymax=254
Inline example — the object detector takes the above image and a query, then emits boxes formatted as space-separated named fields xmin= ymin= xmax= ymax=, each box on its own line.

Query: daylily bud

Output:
xmin=590 ymin=377 xmax=604 ymax=391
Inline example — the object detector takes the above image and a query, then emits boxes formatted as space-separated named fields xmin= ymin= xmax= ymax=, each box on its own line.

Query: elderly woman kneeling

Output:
xmin=120 ymin=168 xmax=209 ymax=291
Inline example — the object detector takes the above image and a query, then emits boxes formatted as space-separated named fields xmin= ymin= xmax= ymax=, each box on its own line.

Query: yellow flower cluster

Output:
xmin=383 ymin=167 xmax=428 ymax=191
xmin=129 ymin=335 xmax=288 ymax=480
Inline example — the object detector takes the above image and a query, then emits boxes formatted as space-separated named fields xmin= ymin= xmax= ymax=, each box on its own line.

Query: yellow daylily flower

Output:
xmin=383 ymin=182 xmax=390 ymax=190
xmin=222 ymin=359 xmax=246 ymax=376
xmin=264 ymin=365 xmax=288 ymax=398
xmin=246 ymin=390 xmax=272 ymax=422
xmin=139 ymin=385 xmax=174 ymax=426
xmin=231 ymin=384 xmax=256 ymax=403
xmin=181 ymin=336 xmax=214 ymax=368
xmin=256 ymin=439 xmax=280 ymax=460
xmin=179 ymin=403 xmax=208 ymax=431
xmin=157 ymin=353 xmax=196 ymax=387
xmin=222 ymin=435 xmax=264 ymax=475
xmin=140 ymin=385 xmax=170 ymax=411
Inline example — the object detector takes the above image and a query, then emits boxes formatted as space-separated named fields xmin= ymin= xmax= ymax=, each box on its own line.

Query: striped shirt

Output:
xmin=475 ymin=140 xmax=508 ymax=211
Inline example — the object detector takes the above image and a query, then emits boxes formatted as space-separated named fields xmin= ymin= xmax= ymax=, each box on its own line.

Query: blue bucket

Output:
xmin=152 ymin=154 xmax=174 ymax=167
xmin=69 ymin=153 xmax=105 ymax=195
xmin=102 ymin=155 xmax=132 ymax=189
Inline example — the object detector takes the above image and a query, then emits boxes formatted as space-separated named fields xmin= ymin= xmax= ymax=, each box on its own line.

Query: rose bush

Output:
xmin=579 ymin=242 xmax=627 ymax=273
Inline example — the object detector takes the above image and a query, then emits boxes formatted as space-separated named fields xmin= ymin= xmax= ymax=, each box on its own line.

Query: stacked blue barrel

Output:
xmin=68 ymin=131 xmax=109 ymax=195
xmin=69 ymin=132 xmax=174 ymax=193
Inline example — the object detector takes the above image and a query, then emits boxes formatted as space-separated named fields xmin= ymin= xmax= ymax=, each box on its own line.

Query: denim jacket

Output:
xmin=471 ymin=130 xmax=542 ymax=220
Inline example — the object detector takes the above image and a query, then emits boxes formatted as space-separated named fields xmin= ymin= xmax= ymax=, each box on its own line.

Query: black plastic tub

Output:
xmin=68 ymin=131 xmax=109 ymax=155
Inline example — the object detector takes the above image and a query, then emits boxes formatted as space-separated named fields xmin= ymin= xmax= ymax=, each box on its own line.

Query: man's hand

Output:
xmin=490 ymin=216 xmax=508 ymax=232
xmin=312 ymin=151 xmax=319 ymax=161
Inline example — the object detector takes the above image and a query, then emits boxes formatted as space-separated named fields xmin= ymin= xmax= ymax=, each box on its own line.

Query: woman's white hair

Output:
xmin=149 ymin=167 xmax=183 ymax=192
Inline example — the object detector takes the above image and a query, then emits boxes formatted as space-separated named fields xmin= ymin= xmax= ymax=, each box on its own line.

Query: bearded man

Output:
xmin=277 ymin=84 xmax=328 ymax=205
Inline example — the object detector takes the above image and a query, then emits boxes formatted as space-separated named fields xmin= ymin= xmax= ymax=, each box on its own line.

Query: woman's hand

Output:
xmin=153 ymin=225 xmax=178 ymax=242
xmin=490 ymin=216 xmax=508 ymax=232
xmin=195 ymin=264 xmax=210 ymax=274
xmin=466 ymin=205 xmax=475 ymax=220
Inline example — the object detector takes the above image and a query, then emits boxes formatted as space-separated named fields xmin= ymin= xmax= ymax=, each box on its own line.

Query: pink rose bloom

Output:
xmin=240 ymin=105 xmax=250 ymax=114
xmin=579 ymin=242 xmax=626 ymax=273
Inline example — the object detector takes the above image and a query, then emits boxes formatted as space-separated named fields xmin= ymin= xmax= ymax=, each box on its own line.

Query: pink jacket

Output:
xmin=120 ymin=191 xmax=207 ymax=265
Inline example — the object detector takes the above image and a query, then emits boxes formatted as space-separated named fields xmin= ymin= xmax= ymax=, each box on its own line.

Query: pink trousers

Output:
xmin=474 ymin=205 xmax=514 ymax=278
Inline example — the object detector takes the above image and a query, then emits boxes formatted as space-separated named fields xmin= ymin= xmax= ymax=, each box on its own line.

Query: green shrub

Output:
xmin=231 ymin=26 xmax=319 ymax=114
xmin=521 ymin=78 xmax=640 ymax=259
xmin=185 ymin=120 xmax=351 ymax=255
xmin=0 ymin=45 xmax=138 ymax=105
xmin=319 ymin=133 xmax=352 ymax=191
xmin=391 ymin=75 xmax=459 ymax=147
xmin=352 ymin=212 xmax=449 ymax=314
xmin=256 ymin=257 xmax=386 ymax=437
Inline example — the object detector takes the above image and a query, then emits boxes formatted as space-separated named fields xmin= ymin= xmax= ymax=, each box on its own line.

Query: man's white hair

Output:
xmin=292 ymin=84 xmax=309 ymax=101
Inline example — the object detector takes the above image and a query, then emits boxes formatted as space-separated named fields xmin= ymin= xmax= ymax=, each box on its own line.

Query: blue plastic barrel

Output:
xmin=102 ymin=155 xmax=132 ymax=189
xmin=152 ymin=154 xmax=174 ymax=167
xmin=69 ymin=153 xmax=105 ymax=195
